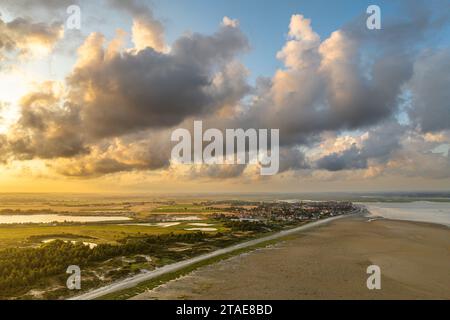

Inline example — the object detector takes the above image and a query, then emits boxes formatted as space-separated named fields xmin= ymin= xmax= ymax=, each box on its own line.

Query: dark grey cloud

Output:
xmin=55 ymin=153 xmax=169 ymax=177
xmin=2 ymin=0 xmax=75 ymax=10
xmin=218 ymin=1 xmax=448 ymax=152
xmin=0 ymin=134 xmax=7 ymax=163
xmin=343 ymin=0 xmax=450 ymax=52
xmin=241 ymin=13 xmax=435 ymax=148
xmin=7 ymin=90 xmax=88 ymax=160
xmin=278 ymin=148 xmax=310 ymax=173
xmin=66 ymin=24 xmax=249 ymax=139
xmin=310 ymin=1 xmax=450 ymax=173
xmin=51 ymin=129 xmax=172 ymax=177
xmin=316 ymin=144 xmax=367 ymax=172
xmin=408 ymin=49 xmax=450 ymax=133
xmin=107 ymin=0 xmax=164 ymax=23
xmin=187 ymin=164 xmax=247 ymax=180
xmin=316 ymin=122 xmax=403 ymax=171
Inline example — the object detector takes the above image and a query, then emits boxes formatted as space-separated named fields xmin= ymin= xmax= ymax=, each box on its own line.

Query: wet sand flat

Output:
xmin=131 ymin=216 xmax=450 ymax=300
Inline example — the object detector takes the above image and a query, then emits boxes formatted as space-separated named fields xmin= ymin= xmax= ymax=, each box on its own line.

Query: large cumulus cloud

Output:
xmin=65 ymin=24 xmax=249 ymax=139
xmin=2 ymin=19 xmax=250 ymax=177
xmin=233 ymin=12 xmax=419 ymax=147
xmin=6 ymin=82 xmax=86 ymax=159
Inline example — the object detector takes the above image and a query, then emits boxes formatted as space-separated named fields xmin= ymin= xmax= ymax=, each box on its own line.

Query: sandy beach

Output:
xmin=132 ymin=215 xmax=450 ymax=300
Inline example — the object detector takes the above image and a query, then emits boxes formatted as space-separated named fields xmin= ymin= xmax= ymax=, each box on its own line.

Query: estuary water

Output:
xmin=0 ymin=214 xmax=131 ymax=224
xmin=365 ymin=201 xmax=450 ymax=227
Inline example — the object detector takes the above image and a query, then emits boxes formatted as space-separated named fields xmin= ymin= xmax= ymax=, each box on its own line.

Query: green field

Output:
xmin=0 ymin=219 xmax=228 ymax=249
xmin=0 ymin=195 xmax=293 ymax=299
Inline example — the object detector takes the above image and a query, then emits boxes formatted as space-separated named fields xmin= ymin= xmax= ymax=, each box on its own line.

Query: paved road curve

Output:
xmin=69 ymin=213 xmax=355 ymax=300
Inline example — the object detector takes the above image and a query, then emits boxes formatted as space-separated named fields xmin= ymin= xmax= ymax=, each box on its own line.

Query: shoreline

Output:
xmin=370 ymin=216 xmax=450 ymax=230
xmin=362 ymin=202 xmax=450 ymax=227
xmin=131 ymin=214 xmax=450 ymax=300
xmin=69 ymin=203 xmax=450 ymax=300
xmin=69 ymin=213 xmax=357 ymax=300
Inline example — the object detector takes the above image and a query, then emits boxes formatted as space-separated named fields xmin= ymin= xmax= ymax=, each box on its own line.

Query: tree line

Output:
xmin=0 ymin=232 xmax=210 ymax=298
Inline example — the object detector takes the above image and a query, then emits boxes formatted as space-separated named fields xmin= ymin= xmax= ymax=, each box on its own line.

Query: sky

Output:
xmin=0 ymin=0 xmax=449 ymax=193
xmin=154 ymin=0 xmax=433 ymax=80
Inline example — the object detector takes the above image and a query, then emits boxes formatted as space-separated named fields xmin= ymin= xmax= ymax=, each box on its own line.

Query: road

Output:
xmin=69 ymin=213 xmax=356 ymax=300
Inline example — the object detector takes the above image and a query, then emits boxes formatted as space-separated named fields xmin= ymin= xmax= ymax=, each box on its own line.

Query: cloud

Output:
xmin=6 ymin=82 xmax=87 ymax=160
xmin=222 ymin=16 xmax=239 ymax=28
xmin=384 ymin=131 xmax=450 ymax=179
xmin=108 ymin=0 xmax=165 ymax=52
xmin=408 ymin=49 xmax=450 ymax=133
xmin=231 ymin=12 xmax=416 ymax=150
xmin=342 ymin=0 xmax=450 ymax=52
xmin=0 ymin=16 xmax=63 ymax=60
xmin=186 ymin=164 xmax=247 ymax=180
xmin=1 ymin=0 xmax=77 ymax=17
xmin=2 ymin=20 xmax=249 ymax=176
xmin=131 ymin=15 xmax=165 ymax=52
xmin=1 ymin=2 xmax=449 ymax=184
xmin=276 ymin=14 xmax=320 ymax=69
xmin=64 ymin=23 xmax=249 ymax=139
xmin=315 ymin=122 xmax=403 ymax=171
xmin=52 ymin=131 xmax=171 ymax=177
xmin=316 ymin=144 xmax=367 ymax=171
xmin=278 ymin=147 xmax=310 ymax=173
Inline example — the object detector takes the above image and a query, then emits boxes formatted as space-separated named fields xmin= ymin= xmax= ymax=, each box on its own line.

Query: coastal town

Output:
xmin=209 ymin=200 xmax=360 ymax=222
